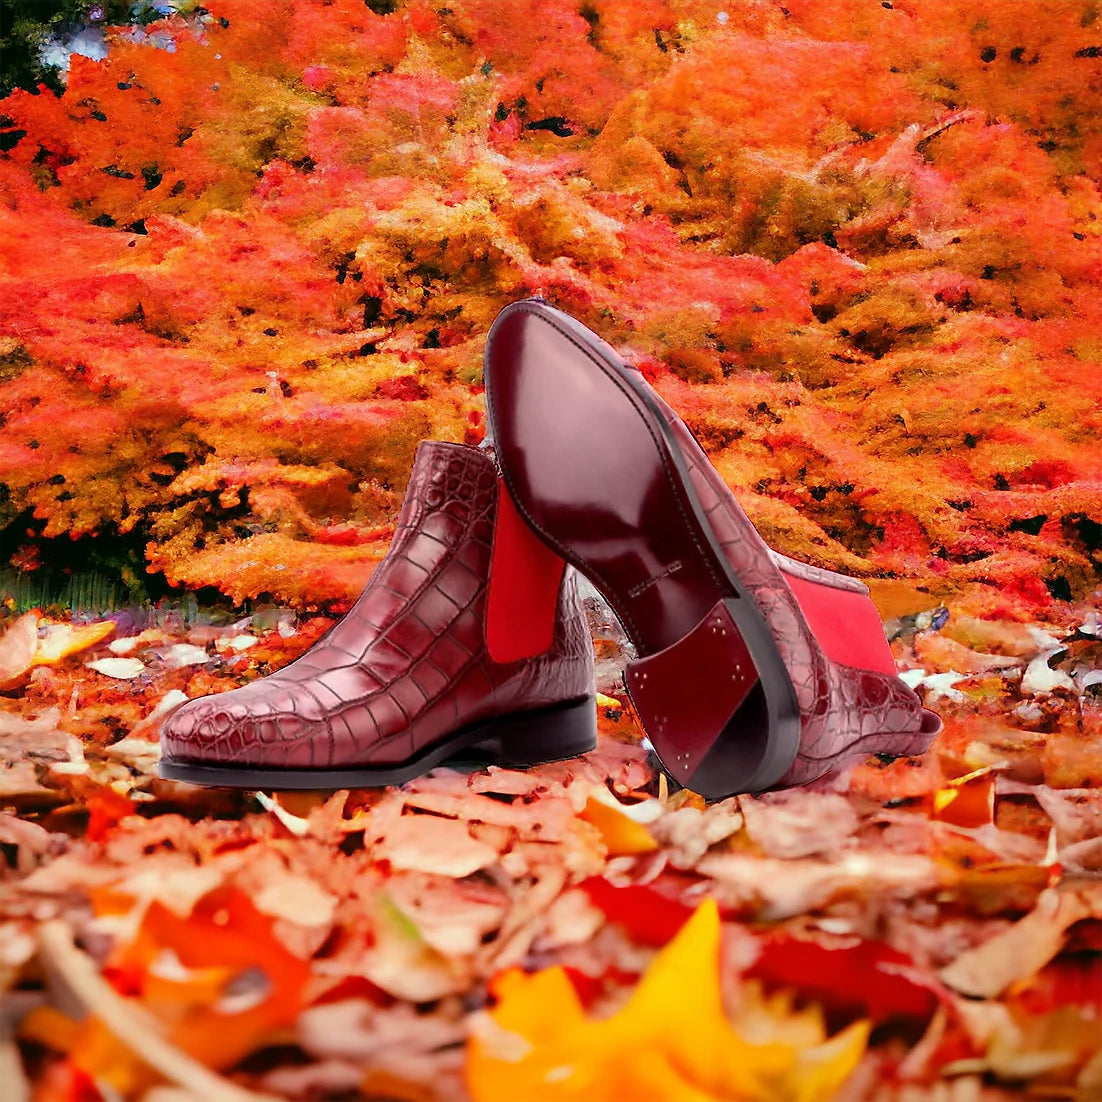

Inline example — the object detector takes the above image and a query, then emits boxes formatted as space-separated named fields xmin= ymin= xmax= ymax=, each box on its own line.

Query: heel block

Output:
xmin=626 ymin=600 xmax=760 ymax=787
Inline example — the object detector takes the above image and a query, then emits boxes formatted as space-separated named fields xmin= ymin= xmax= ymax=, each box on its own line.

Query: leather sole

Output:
xmin=486 ymin=300 xmax=801 ymax=799
xmin=158 ymin=695 xmax=597 ymax=790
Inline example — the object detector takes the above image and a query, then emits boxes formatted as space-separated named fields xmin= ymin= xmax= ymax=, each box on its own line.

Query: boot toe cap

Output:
xmin=160 ymin=684 xmax=312 ymax=766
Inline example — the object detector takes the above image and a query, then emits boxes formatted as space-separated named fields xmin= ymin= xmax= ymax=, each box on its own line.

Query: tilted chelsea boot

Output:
xmin=484 ymin=299 xmax=941 ymax=801
xmin=159 ymin=441 xmax=597 ymax=789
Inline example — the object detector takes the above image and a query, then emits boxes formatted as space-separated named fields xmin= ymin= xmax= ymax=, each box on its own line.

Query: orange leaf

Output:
xmin=933 ymin=766 xmax=997 ymax=828
xmin=579 ymin=794 xmax=659 ymax=856
xmin=99 ymin=888 xmax=313 ymax=1073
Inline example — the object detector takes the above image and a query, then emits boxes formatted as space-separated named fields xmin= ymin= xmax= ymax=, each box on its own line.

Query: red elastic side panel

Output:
xmin=782 ymin=572 xmax=897 ymax=676
xmin=486 ymin=478 xmax=566 ymax=664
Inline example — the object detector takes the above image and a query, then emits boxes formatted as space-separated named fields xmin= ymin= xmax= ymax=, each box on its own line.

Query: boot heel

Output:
xmin=625 ymin=599 xmax=799 ymax=799
xmin=466 ymin=696 xmax=597 ymax=766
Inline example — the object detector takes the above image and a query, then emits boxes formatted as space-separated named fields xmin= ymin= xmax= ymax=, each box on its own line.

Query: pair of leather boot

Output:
xmin=160 ymin=300 xmax=941 ymax=799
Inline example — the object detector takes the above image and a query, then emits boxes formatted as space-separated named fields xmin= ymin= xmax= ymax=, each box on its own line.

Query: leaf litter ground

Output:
xmin=0 ymin=583 xmax=1099 ymax=1101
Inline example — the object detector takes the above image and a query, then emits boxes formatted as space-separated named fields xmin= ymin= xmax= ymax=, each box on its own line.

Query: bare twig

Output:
xmin=914 ymin=108 xmax=983 ymax=152
xmin=35 ymin=920 xmax=279 ymax=1102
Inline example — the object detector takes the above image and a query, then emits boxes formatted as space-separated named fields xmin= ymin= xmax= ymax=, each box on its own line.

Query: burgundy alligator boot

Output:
xmin=159 ymin=441 xmax=597 ymax=789
xmin=485 ymin=299 xmax=941 ymax=801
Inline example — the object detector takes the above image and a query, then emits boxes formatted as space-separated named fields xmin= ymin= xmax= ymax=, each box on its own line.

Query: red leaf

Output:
xmin=579 ymin=877 xmax=695 ymax=947
xmin=84 ymin=790 xmax=137 ymax=844
xmin=747 ymin=931 xmax=945 ymax=1025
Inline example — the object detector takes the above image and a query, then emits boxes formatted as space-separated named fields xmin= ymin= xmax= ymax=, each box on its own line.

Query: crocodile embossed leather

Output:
xmin=654 ymin=397 xmax=943 ymax=787
xmin=485 ymin=298 xmax=941 ymax=799
xmin=159 ymin=441 xmax=597 ymax=789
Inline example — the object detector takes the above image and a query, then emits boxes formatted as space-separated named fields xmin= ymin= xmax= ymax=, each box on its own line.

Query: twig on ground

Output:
xmin=35 ymin=920 xmax=279 ymax=1102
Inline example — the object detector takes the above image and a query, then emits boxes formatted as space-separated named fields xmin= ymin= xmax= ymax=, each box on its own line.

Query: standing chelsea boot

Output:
xmin=484 ymin=298 xmax=942 ymax=801
xmin=159 ymin=441 xmax=597 ymax=789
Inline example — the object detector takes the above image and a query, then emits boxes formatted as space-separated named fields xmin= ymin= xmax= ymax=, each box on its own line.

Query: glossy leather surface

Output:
xmin=486 ymin=299 xmax=940 ymax=790
xmin=160 ymin=442 xmax=595 ymax=770
xmin=487 ymin=305 xmax=741 ymax=649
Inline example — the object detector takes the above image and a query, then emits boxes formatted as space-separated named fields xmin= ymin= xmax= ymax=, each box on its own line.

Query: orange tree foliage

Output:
xmin=0 ymin=0 xmax=1099 ymax=607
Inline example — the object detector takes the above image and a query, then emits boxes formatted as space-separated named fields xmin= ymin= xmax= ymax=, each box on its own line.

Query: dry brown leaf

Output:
xmin=939 ymin=885 xmax=1101 ymax=998
xmin=699 ymin=851 xmax=941 ymax=921
xmin=253 ymin=873 xmax=338 ymax=928
xmin=298 ymin=999 xmax=465 ymax=1063
xmin=914 ymin=633 xmax=1023 ymax=675
xmin=0 ymin=614 xmax=39 ymax=690
xmin=739 ymin=791 xmax=860 ymax=860
xmin=358 ymin=895 xmax=472 ymax=1002
xmin=649 ymin=799 xmax=743 ymax=869
xmin=401 ymin=780 xmax=578 ymax=843
xmin=372 ymin=813 xmax=500 ymax=877
xmin=385 ymin=873 xmax=507 ymax=957
xmin=0 ymin=708 xmax=72 ymax=807
xmin=943 ymin=615 xmax=1063 ymax=659
xmin=0 ymin=813 xmax=61 ymax=874
xmin=533 ymin=887 xmax=605 ymax=951
xmin=485 ymin=852 xmax=569 ymax=971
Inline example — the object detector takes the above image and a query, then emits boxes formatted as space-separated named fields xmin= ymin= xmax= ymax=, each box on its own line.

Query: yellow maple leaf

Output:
xmin=467 ymin=899 xmax=868 ymax=1102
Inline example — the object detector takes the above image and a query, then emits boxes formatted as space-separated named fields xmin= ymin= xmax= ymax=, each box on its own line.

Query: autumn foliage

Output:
xmin=1 ymin=2 xmax=1101 ymax=1100
xmin=0 ymin=0 xmax=1099 ymax=609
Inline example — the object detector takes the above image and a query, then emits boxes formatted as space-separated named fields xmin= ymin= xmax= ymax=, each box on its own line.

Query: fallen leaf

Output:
xmin=746 ymin=929 xmax=946 ymax=1025
xmin=100 ymin=888 xmax=313 ymax=1073
xmin=385 ymin=873 xmax=507 ymax=956
xmin=933 ymin=767 xmax=997 ymax=828
xmin=34 ymin=620 xmax=116 ymax=665
xmin=649 ymin=800 xmax=743 ymax=868
xmin=359 ymin=893 xmax=469 ymax=1001
xmin=158 ymin=644 xmax=211 ymax=670
xmin=940 ymin=886 xmax=1101 ymax=998
xmin=698 ymin=851 xmax=940 ymax=921
xmin=738 ymin=792 xmax=859 ymax=860
xmin=254 ymin=874 xmax=338 ymax=928
xmin=942 ymin=616 xmax=1063 ymax=659
xmin=466 ymin=898 xmax=869 ymax=1101
xmin=579 ymin=878 xmax=695 ymax=947
xmin=0 ymin=612 xmax=39 ymax=689
xmin=298 ymin=998 xmax=465 ymax=1062
xmin=915 ymin=632 xmax=1022 ymax=675
xmin=372 ymin=813 xmax=501 ymax=877
xmin=86 ymin=657 xmax=147 ymax=680
xmin=1021 ymin=652 xmax=1076 ymax=696
xmin=578 ymin=791 xmax=658 ymax=856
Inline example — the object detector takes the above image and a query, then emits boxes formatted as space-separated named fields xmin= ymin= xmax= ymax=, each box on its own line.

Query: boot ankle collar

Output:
xmin=400 ymin=441 xmax=497 ymax=528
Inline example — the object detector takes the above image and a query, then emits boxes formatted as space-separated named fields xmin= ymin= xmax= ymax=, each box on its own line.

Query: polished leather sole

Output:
xmin=159 ymin=695 xmax=597 ymax=790
xmin=486 ymin=301 xmax=801 ymax=799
